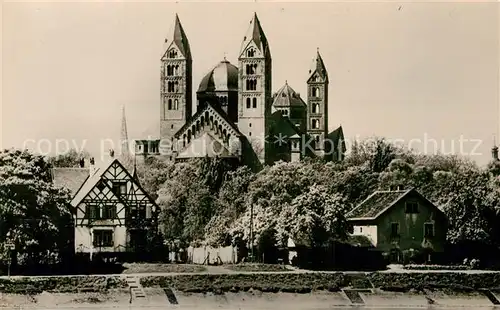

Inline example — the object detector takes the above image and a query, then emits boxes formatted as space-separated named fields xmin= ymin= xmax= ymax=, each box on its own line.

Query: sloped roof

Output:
xmin=239 ymin=13 xmax=270 ymax=58
xmin=162 ymin=14 xmax=191 ymax=59
xmin=52 ymin=168 xmax=89 ymax=197
xmin=347 ymin=189 xmax=410 ymax=220
xmin=198 ymin=59 xmax=238 ymax=93
xmin=70 ymin=160 xmax=116 ymax=207
xmin=174 ymin=101 xmax=242 ymax=139
xmin=308 ymin=50 xmax=328 ymax=82
xmin=269 ymin=110 xmax=303 ymax=139
xmin=272 ymin=82 xmax=307 ymax=108
xmin=328 ymin=126 xmax=345 ymax=151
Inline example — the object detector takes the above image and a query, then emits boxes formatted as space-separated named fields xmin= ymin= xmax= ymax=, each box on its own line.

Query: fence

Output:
xmin=186 ymin=245 xmax=238 ymax=265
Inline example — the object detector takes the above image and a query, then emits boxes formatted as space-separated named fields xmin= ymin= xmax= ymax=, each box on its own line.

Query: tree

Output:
xmin=276 ymin=184 xmax=349 ymax=248
xmin=0 ymin=149 xmax=73 ymax=266
xmin=47 ymin=148 xmax=90 ymax=168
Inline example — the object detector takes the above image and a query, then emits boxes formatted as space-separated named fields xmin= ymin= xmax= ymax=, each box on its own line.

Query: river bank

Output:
xmin=1 ymin=271 xmax=500 ymax=308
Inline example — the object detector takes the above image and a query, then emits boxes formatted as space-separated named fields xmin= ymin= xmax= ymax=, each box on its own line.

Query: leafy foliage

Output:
xmin=0 ymin=149 xmax=73 ymax=265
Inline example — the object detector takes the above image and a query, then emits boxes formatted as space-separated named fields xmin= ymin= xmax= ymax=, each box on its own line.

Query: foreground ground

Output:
xmin=2 ymin=265 xmax=500 ymax=308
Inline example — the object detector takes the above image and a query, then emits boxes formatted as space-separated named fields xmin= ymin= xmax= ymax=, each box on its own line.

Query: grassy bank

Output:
xmin=141 ymin=273 xmax=348 ymax=293
xmin=0 ymin=276 xmax=127 ymax=294
xmin=2 ymin=272 xmax=500 ymax=295
xmin=224 ymin=263 xmax=291 ymax=272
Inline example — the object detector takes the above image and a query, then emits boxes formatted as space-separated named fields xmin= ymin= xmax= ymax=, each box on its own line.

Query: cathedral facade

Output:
xmin=135 ymin=13 xmax=345 ymax=169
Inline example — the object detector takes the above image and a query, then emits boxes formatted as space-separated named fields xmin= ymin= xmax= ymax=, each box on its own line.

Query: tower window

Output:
xmin=168 ymin=49 xmax=178 ymax=58
xmin=282 ymin=109 xmax=288 ymax=116
xmin=246 ymin=98 xmax=251 ymax=109
xmin=174 ymin=81 xmax=179 ymax=93
xmin=174 ymin=99 xmax=179 ymax=110
xmin=315 ymin=135 xmax=321 ymax=150
xmin=246 ymin=63 xmax=258 ymax=75
xmin=247 ymin=48 xmax=255 ymax=57
xmin=312 ymin=103 xmax=320 ymax=114
xmin=312 ymin=119 xmax=320 ymax=129
xmin=171 ymin=124 xmax=174 ymax=129
xmin=246 ymin=79 xmax=257 ymax=91
xmin=312 ymin=87 xmax=320 ymax=97
xmin=168 ymin=99 xmax=173 ymax=110
xmin=252 ymin=98 xmax=257 ymax=108
xmin=249 ymin=123 xmax=252 ymax=127
xmin=249 ymin=132 xmax=252 ymax=136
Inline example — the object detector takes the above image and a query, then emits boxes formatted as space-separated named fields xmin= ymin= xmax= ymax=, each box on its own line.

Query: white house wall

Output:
xmin=352 ymin=225 xmax=378 ymax=246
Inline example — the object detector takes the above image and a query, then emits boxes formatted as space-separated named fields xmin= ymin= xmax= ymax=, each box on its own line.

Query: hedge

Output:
xmin=0 ymin=276 xmax=127 ymax=294
xmin=403 ymin=264 xmax=470 ymax=270
xmin=367 ymin=272 xmax=500 ymax=292
xmin=140 ymin=273 xmax=348 ymax=293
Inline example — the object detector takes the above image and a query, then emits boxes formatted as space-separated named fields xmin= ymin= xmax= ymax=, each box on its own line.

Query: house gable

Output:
xmin=72 ymin=159 xmax=158 ymax=228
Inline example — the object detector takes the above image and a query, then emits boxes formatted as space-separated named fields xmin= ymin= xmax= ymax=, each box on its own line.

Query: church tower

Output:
xmin=237 ymin=13 xmax=272 ymax=164
xmin=160 ymin=14 xmax=192 ymax=145
xmin=307 ymin=49 xmax=329 ymax=157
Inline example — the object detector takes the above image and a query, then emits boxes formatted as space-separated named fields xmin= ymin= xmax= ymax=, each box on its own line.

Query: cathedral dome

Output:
xmin=197 ymin=59 xmax=238 ymax=93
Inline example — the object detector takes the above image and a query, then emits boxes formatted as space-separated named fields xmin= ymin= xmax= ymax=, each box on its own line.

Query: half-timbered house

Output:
xmin=67 ymin=157 xmax=159 ymax=260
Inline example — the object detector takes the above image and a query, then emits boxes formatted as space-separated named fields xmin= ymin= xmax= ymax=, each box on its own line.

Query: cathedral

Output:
xmin=134 ymin=13 xmax=345 ymax=169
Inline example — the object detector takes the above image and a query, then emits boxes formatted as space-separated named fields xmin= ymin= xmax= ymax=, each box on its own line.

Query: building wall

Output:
xmin=74 ymin=226 xmax=127 ymax=253
xmin=352 ymin=225 xmax=378 ymax=246
xmin=374 ymin=194 xmax=447 ymax=254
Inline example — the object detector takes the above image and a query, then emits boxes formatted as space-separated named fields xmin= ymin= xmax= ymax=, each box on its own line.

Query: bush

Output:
xmin=403 ymin=264 xmax=470 ymax=270
xmin=368 ymin=272 xmax=500 ymax=292
xmin=0 ymin=276 xmax=127 ymax=294
xmin=140 ymin=273 xmax=348 ymax=293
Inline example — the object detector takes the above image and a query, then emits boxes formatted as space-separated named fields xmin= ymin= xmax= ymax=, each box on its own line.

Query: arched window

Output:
xmin=312 ymin=103 xmax=320 ymax=114
xmin=312 ymin=87 xmax=320 ymax=97
xmin=174 ymin=99 xmax=179 ymax=110
xmin=247 ymin=48 xmax=255 ymax=57
xmin=167 ymin=81 xmax=174 ymax=93
xmin=312 ymin=119 xmax=320 ymax=129
xmin=315 ymin=135 xmax=320 ymax=149
xmin=246 ymin=79 xmax=257 ymax=91
xmin=246 ymin=98 xmax=251 ymax=108
xmin=168 ymin=49 xmax=178 ymax=58
xmin=174 ymin=81 xmax=179 ymax=92
xmin=168 ymin=99 xmax=172 ymax=110
xmin=252 ymin=98 xmax=257 ymax=108
xmin=166 ymin=65 xmax=172 ymax=76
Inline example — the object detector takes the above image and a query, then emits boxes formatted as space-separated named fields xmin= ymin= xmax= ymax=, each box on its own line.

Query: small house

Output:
xmin=347 ymin=188 xmax=447 ymax=264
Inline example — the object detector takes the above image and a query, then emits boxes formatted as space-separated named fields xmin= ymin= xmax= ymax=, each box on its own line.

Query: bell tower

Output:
xmin=237 ymin=13 xmax=272 ymax=164
xmin=160 ymin=14 xmax=192 ymax=144
xmin=307 ymin=48 xmax=329 ymax=157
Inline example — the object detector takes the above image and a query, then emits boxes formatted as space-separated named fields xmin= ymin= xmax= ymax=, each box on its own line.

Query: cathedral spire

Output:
xmin=163 ymin=13 xmax=191 ymax=59
xmin=309 ymin=48 xmax=328 ymax=82
xmin=239 ymin=12 xmax=270 ymax=58
xmin=120 ymin=105 xmax=129 ymax=157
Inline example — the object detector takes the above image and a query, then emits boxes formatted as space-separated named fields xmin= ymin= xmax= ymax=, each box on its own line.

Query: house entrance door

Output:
xmin=389 ymin=248 xmax=402 ymax=263
xmin=129 ymin=230 xmax=147 ymax=252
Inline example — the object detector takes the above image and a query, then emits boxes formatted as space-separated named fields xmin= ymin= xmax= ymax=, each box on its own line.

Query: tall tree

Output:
xmin=0 ymin=149 xmax=72 ymax=265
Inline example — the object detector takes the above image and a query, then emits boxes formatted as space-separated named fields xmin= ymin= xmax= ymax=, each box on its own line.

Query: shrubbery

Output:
xmin=0 ymin=276 xmax=127 ymax=294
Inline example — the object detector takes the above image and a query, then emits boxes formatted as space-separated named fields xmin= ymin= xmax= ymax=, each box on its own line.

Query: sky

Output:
xmin=2 ymin=0 xmax=499 ymax=166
